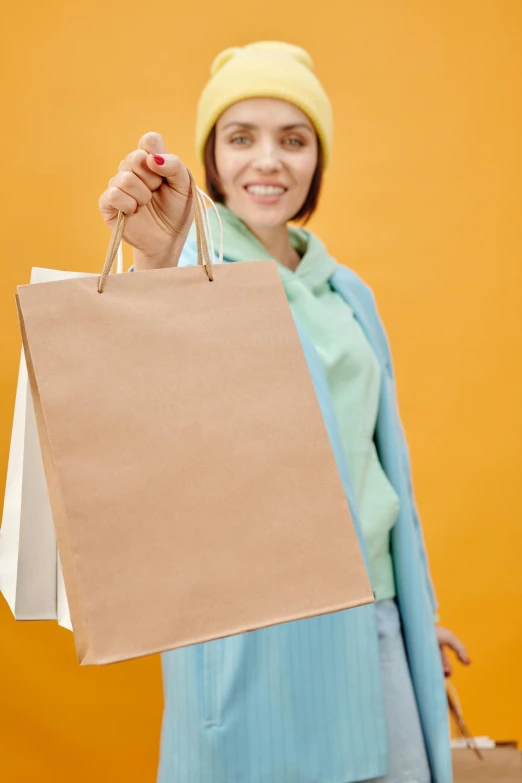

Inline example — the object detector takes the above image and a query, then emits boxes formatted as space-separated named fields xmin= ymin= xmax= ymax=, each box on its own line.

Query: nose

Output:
xmin=252 ymin=140 xmax=283 ymax=173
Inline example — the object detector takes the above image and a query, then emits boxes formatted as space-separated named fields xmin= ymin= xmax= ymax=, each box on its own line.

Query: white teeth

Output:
xmin=246 ymin=185 xmax=286 ymax=196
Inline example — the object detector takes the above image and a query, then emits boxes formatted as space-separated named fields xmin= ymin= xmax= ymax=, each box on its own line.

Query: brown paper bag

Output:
xmin=15 ymin=174 xmax=372 ymax=665
xmin=453 ymin=747 xmax=522 ymax=782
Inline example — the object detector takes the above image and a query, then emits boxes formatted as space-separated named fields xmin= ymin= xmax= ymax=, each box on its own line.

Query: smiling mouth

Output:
xmin=244 ymin=185 xmax=287 ymax=196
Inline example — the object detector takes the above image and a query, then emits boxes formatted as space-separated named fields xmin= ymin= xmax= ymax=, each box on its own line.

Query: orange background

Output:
xmin=1 ymin=1 xmax=521 ymax=780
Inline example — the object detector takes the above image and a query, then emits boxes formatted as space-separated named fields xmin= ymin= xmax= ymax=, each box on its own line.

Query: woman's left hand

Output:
xmin=436 ymin=626 xmax=471 ymax=677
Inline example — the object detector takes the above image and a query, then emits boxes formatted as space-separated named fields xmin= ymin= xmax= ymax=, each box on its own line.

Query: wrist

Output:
xmin=132 ymin=236 xmax=185 ymax=271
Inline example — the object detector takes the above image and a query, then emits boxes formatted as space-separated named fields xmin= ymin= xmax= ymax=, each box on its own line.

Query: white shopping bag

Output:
xmin=0 ymin=342 xmax=58 ymax=619
xmin=57 ymin=553 xmax=72 ymax=630
xmin=0 ymin=251 xmax=123 ymax=629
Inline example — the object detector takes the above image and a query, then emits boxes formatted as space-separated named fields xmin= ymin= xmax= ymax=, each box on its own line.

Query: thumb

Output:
xmin=138 ymin=131 xmax=168 ymax=155
xmin=146 ymin=152 xmax=191 ymax=195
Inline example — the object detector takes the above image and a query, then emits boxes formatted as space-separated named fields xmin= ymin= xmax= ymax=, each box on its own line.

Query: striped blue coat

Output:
xmin=157 ymin=239 xmax=452 ymax=783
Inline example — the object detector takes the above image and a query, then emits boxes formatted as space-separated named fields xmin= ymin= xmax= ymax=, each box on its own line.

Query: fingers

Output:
xmin=118 ymin=149 xmax=162 ymax=191
xmin=99 ymin=186 xmax=138 ymax=220
xmin=108 ymin=169 xmax=153 ymax=209
xmin=145 ymin=152 xmax=191 ymax=193
xmin=437 ymin=627 xmax=471 ymax=666
xmin=137 ymin=133 xmax=191 ymax=194
xmin=99 ymin=134 xmax=191 ymax=230
xmin=101 ymin=145 xmax=162 ymax=222
xmin=440 ymin=647 xmax=452 ymax=678
xmin=446 ymin=632 xmax=470 ymax=665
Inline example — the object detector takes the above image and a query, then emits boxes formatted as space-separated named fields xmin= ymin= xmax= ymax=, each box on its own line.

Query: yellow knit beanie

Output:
xmin=196 ymin=41 xmax=333 ymax=167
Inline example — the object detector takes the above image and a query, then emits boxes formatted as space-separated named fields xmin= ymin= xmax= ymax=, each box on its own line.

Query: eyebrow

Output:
xmin=221 ymin=121 xmax=313 ymax=133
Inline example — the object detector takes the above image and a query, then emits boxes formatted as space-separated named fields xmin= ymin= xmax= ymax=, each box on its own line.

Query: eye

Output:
xmin=230 ymin=134 xmax=251 ymax=146
xmin=283 ymin=136 xmax=305 ymax=147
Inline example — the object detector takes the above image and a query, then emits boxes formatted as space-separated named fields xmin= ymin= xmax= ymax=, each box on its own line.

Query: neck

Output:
xmin=247 ymin=222 xmax=301 ymax=271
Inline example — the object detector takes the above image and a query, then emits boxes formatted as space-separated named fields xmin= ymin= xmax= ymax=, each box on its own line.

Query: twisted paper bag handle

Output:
xmin=98 ymin=169 xmax=223 ymax=293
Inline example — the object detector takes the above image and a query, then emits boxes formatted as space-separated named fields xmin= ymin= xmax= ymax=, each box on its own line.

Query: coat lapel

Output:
xmin=329 ymin=267 xmax=392 ymax=376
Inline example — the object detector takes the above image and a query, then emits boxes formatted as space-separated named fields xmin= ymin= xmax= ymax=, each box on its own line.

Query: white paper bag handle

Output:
xmin=116 ymin=243 xmax=123 ymax=275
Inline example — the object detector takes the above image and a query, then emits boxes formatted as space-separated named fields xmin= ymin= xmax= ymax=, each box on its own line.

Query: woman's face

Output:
xmin=214 ymin=98 xmax=318 ymax=230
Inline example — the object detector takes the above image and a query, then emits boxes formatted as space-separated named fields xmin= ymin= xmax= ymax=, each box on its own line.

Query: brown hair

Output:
xmin=203 ymin=126 xmax=324 ymax=224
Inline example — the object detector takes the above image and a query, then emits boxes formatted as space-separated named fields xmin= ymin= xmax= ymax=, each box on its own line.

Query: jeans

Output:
xmin=360 ymin=599 xmax=431 ymax=783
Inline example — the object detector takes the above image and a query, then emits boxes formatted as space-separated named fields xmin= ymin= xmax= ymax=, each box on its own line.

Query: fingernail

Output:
xmin=153 ymin=155 xmax=165 ymax=166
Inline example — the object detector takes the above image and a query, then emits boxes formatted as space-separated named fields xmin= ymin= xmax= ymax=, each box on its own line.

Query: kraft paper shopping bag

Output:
xmin=15 ymin=174 xmax=373 ymax=665
xmin=453 ymin=747 xmax=522 ymax=782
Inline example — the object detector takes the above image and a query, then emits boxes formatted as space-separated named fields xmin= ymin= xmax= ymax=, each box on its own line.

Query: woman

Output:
xmin=99 ymin=41 xmax=468 ymax=783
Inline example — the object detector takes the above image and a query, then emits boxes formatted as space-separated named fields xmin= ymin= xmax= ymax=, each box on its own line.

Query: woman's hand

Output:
xmin=436 ymin=625 xmax=470 ymax=677
xmin=99 ymin=132 xmax=193 ymax=270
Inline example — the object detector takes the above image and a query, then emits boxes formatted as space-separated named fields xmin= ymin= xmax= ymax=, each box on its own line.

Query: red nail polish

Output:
xmin=153 ymin=155 xmax=165 ymax=166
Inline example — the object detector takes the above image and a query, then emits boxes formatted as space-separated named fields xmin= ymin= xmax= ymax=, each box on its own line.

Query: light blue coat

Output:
xmin=157 ymin=239 xmax=452 ymax=783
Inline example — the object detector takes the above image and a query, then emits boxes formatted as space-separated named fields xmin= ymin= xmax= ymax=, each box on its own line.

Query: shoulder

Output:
xmin=331 ymin=263 xmax=394 ymax=368
xmin=332 ymin=262 xmax=374 ymax=297
xmin=331 ymin=263 xmax=381 ymax=316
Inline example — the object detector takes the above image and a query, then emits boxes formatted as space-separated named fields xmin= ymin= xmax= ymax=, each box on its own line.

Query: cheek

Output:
xmin=292 ymin=153 xmax=318 ymax=192
xmin=214 ymin=146 xmax=240 ymax=191
xmin=288 ymin=171 xmax=315 ymax=208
